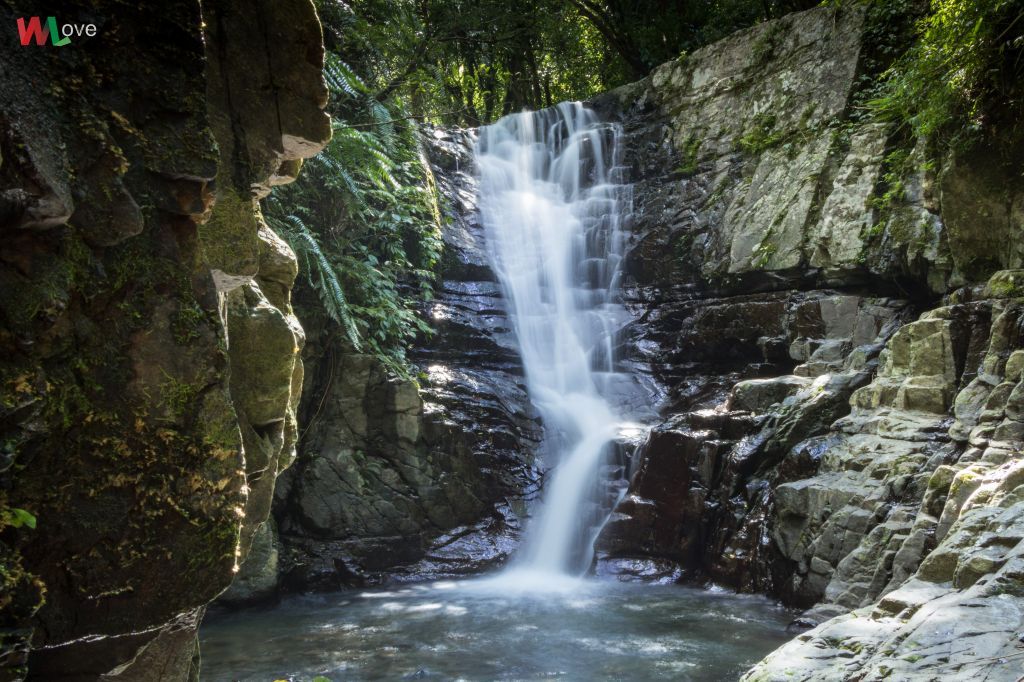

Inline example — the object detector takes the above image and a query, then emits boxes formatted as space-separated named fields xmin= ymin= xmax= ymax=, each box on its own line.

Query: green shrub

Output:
xmin=870 ymin=0 xmax=1024 ymax=144
xmin=263 ymin=54 xmax=442 ymax=377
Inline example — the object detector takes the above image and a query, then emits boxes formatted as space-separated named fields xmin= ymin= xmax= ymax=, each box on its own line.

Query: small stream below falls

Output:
xmin=201 ymin=579 xmax=795 ymax=681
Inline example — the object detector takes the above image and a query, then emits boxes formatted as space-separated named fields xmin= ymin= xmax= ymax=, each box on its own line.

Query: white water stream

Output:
xmin=199 ymin=104 xmax=800 ymax=681
xmin=475 ymin=102 xmax=633 ymax=580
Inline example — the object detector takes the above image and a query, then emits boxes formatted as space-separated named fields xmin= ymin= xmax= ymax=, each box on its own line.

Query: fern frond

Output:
xmin=324 ymin=54 xmax=368 ymax=97
xmin=326 ymin=69 xmax=361 ymax=98
xmin=367 ymin=100 xmax=397 ymax=150
xmin=274 ymin=215 xmax=362 ymax=350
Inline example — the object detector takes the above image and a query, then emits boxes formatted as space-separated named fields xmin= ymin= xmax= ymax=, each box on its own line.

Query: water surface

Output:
xmin=200 ymin=579 xmax=795 ymax=681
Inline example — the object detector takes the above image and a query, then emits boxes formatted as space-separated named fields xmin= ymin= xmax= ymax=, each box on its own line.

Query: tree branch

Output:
xmin=567 ymin=0 xmax=648 ymax=78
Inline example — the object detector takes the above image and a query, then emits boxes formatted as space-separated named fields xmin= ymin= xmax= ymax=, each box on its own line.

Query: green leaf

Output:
xmin=7 ymin=507 xmax=37 ymax=529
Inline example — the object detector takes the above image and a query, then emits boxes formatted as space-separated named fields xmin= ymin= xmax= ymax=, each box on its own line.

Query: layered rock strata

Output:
xmin=744 ymin=286 xmax=1024 ymax=680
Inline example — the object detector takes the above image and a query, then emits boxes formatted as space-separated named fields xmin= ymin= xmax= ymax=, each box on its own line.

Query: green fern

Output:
xmin=366 ymin=99 xmax=397 ymax=150
xmin=260 ymin=49 xmax=443 ymax=378
xmin=271 ymin=215 xmax=362 ymax=351
xmin=324 ymin=54 xmax=368 ymax=97
xmin=319 ymin=123 xmax=399 ymax=194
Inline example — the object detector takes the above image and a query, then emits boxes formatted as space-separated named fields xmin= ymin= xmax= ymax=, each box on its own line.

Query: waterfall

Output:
xmin=475 ymin=102 xmax=631 ymax=581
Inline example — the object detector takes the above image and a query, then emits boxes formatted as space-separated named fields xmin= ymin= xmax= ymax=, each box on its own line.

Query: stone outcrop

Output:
xmin=582 ymin=4 xmax=1024 ymax=679
xmin=0 ymin=0 xmax=329 ymax=678
xmin=598 ymin=4 xmax=956 ymax=297
xmin=745 ymin=287 xmax=1024 ymax=681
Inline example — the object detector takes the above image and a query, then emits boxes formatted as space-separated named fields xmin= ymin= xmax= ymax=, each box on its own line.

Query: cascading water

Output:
xmin=475 ymin=102 xmax=632 ymax=580
xmin=202 ymin=105 xmax=798 ymax=682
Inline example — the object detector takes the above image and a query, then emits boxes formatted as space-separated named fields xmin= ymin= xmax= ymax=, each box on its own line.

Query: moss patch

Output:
xmin=984 ymin=270 xmax=1024 ymax=299
xmin=200 ymin=169 xmax=260 ymax=278
xmin=739 ymin=112 xmax=787 ymax=155
xmin=676 ymin=135 xmax=702 ymax=176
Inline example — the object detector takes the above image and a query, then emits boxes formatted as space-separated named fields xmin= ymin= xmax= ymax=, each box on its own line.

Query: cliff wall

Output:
xmin=587 ymin=5 xmax=1024 ymax=679
xmin=0 ymin=1 xmax=329 ymax=678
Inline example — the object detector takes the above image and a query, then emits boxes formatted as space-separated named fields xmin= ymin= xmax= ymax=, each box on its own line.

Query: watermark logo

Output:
xmin=17 ymin=16 xmax=96 ymax=46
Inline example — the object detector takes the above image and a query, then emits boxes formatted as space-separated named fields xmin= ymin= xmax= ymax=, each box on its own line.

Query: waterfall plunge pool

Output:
xmin=200 ymin=578 xmax=795 ymax=681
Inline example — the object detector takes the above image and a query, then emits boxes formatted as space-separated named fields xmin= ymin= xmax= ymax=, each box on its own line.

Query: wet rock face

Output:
xmin=267 ymin=128 xmax=542 ymax=591
xmin=588 ymin=4 xmax=1024 ymax=679
xmin=596 ymin=290 xmax=911 ymax=590
xmin=0 ymin=0 xmax=328 ymax=678
xmin=745 ymin=294 xmax=1024 ymax=681
xmin=416 ymin=129 xmax=544 ymax=506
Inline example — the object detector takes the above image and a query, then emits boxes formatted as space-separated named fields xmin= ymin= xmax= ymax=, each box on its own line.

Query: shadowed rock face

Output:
xmin=0 ymin=0 xmax=329 ymax=678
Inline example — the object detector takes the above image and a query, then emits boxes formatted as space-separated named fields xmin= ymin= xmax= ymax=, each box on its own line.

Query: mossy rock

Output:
xmin=983 ymin=270 xmax=1024 ymax=299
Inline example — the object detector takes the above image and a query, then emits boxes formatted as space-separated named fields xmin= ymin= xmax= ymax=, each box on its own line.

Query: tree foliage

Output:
xmin=871 ymin=0 xmax=1024 ymax=144
xmin=566 ymin=0 xmax=818 ymax=78
xmin=319 ymin=0 xmax=818 ymax=126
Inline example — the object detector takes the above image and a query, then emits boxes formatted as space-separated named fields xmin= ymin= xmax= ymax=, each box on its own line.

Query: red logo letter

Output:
xmin=17 ymin=17 xmax=49 ymax=45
